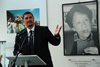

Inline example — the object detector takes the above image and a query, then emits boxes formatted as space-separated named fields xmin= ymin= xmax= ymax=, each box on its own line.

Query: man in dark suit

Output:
xmin=13 ymin=12 xmax=62 ymax=67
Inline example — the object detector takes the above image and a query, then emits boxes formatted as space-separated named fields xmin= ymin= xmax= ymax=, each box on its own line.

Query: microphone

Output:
xmin=9 ymin=30 xmax=34 ymax=67
xmin=9 ymin=34 xmax=28 ymax=67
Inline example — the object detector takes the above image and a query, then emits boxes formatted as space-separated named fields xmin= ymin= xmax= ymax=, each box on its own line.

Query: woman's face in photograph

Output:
xmin=72 ymin=12 xmax=91 ymax=40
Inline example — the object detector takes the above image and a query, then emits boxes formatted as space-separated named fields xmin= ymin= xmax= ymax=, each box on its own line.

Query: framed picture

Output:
xmin=62 ymin=1 xmax=99 ymax=55
xmin=6 ymin=0 xmax=47 ymax=34
xmin=7 ymin=8 xmax=40 ymax=33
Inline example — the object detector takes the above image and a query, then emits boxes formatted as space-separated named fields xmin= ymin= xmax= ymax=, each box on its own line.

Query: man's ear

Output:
xmin=22 ymin=20 xmax=24 ymax=23
xmin=33 ymin=17 xmax=35 ymax=21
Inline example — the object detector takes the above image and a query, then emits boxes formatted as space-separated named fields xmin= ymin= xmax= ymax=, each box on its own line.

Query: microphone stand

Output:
xmin=9 ymin=36 xmax=28 ymax=67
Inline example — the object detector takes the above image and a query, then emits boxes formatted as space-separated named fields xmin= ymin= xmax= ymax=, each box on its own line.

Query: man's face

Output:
xmin=23 ymin=14 xmax=34 ymax=28
xmin=72 ymin=12 xmax=91 ymax=39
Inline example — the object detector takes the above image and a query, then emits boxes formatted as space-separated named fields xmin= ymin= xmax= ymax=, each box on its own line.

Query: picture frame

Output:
xmin=6 ymin=0 xmax=47 ymax=34
xmin=7 ymin=8 xmax=40 ymax=34
xmin=62 ymin=1 xmax=99 ymax=55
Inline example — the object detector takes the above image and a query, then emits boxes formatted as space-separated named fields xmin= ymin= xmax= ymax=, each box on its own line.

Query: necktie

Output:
xmin=29 ymin=30 xmax=34 ymax=54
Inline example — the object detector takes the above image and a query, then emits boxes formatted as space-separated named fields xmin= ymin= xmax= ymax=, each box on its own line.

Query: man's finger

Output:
xmin=56 ymin=25 xmax=59 ymax=30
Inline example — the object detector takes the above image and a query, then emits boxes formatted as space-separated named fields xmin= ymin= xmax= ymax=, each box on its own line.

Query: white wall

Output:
xmin=0 ymin=0 xmax=100 ymax=67
xmin=48 ymin=0 xmax=100 ymax=67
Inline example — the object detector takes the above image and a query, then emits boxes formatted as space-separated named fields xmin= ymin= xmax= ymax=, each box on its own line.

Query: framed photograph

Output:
xmin=62 ymin=1 xmax=99 ymax=55
xmin=7 ymin=8 xmax=40 ymax=34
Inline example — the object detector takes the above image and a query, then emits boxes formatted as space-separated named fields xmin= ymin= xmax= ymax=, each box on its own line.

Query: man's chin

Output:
xmin=28 ymin=24 xmax=33 ymax=27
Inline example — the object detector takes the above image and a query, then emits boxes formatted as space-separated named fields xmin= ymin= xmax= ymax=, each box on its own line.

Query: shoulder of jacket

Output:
xmin=35 ymin=25 xmax=48 ymax=30
xmin=36 ymin=25 xmax=47 ymax=28
xmin=16 ymin=28 xmax=27 ymax=36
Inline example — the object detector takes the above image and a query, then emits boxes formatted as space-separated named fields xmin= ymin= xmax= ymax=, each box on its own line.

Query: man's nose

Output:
xmin=28 ymin=18 xmax=31 ymax=21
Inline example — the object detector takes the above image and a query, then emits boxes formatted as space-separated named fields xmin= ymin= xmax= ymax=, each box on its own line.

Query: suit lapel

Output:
xmin=34 ymin=25 xmax=38 ymax=44
xmin=21 ymin=28 xmax=28 ymax=46
xmin=34 ymin=25 xmax=41 ymax=50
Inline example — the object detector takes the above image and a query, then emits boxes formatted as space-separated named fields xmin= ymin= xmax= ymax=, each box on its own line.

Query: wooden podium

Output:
xmin=6 ymin=55 xmax=46 ymax=67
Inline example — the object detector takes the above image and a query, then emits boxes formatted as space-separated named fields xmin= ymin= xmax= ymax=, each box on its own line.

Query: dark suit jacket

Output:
xmin=13 ymin=25 xmax=61 ymax=67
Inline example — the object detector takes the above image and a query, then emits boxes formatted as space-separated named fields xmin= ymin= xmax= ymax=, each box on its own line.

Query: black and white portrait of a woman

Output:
xmin=62 ymin=1 xmax=99 ymax=55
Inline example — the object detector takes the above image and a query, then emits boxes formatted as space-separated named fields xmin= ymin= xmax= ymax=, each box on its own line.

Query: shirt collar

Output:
xmin=27 ymin=25 xmax=35 ymax=34
xmin=74 ymin=32 xmax=93 ymax=41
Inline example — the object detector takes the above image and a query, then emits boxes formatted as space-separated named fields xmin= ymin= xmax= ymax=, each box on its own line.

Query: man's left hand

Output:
xmin=55 ymin=25 xmax=62 ymax=36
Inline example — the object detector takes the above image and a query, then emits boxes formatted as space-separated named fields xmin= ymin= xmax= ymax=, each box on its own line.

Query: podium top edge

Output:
xmin=6 ymin=55 xmax=38 ymax=58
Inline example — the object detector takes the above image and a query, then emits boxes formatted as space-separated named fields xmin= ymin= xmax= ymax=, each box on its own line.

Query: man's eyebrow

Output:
xmin=25 ymin=17 xmax=28 ymax=19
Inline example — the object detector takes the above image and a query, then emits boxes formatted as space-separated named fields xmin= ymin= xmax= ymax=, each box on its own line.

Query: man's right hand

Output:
xmin=18 ymin=53 xmax=23 ymax=56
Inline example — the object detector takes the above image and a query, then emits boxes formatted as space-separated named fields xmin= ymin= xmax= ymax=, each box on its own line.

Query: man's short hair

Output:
xmin=22 ymin=11 xmax=34 ymax=19
xmin=65 ymin=5 xmax=92 ymax=28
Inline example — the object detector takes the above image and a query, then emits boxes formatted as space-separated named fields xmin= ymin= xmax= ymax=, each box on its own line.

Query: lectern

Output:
xmin=6 ymin=55 xmax=46 ymax=67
